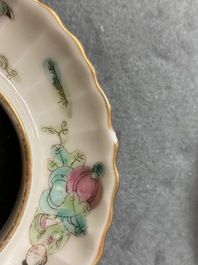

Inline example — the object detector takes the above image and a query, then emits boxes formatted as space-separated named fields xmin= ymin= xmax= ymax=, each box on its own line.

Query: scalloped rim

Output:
xmin=33 ymin=1 xmax=120 ymax=263
xmin=0 ymin=1 xmax=120 ymax=263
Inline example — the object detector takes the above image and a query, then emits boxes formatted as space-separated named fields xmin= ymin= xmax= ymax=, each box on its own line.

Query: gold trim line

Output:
xmin=34 ymin=1 xmax=120 ymax=264
xmin=0 ymin=90 xmax=32 ymax=252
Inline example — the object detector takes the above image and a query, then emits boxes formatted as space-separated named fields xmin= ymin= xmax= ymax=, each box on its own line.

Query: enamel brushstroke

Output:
xmin=22 ymin=62 xmax=105 ymax=265
xmin=0 ymin=0 xmax=14 ymax=20
xmin=0 ymin=55 xmax=19 ymax=81
xmin=43 ymin=58 xmax=72 ymax=118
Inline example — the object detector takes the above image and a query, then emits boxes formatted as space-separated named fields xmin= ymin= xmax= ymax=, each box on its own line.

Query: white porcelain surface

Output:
xmin=0 ymin=0 xmax=118 ymax=264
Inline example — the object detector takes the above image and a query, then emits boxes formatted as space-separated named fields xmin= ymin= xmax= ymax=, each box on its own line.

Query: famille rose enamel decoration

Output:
xmin=0 ymin=1 xmax=119 ymax=265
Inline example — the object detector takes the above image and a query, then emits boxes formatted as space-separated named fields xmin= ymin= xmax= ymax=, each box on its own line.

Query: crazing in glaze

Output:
xmin=0 ymin=1 xmax=14 ymax=20
xmin=0 ymin=55 xmax=18 ymax=81
xmin=23 ymin=63 xmax=105 ymax=264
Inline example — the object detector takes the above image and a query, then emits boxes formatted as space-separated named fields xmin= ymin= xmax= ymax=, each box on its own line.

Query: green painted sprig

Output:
xmin=47 ymin=60 xmax=68 ymax=107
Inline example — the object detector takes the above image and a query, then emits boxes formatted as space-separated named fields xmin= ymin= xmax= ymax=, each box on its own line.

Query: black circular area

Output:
xmin=0 ymin=104 xmax=22 ymax=229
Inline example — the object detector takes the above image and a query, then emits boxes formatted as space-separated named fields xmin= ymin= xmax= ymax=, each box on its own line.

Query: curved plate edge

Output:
xmin=33 ymin=1 xmax=120 ymax=264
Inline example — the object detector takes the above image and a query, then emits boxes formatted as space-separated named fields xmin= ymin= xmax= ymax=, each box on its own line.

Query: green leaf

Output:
xmin=68 ymin=150 xmax=86 ymax=168
xmin=43 ymin=58 xmax=62 ymax=84
xmin=92 ymin=162 xmax=105 ymax=178
xmin=51 ymin=144 xmax=69 ymax=166
xmin=56 ymin=192 xmax=90 ymax=218
xmin=62 ymin=214 xmax=88 ymax=236
xmin=50 ymin=145 xmax=86 ymax=168
xmin=48 ymin=158 xmax=62 ymax=171
xmin=74 ymin=214 xmax=88 ymax=236
xmin=43 ymin=58 xmax=69 ymax=108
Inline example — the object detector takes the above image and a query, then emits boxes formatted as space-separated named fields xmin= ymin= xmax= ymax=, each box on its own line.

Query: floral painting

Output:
xmin=22 ymin=60 xmax=105 ymax=265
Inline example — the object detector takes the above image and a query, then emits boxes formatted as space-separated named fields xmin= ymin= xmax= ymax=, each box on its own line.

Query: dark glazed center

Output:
xmin=0 ymin=104 xmax=22 ymax=229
